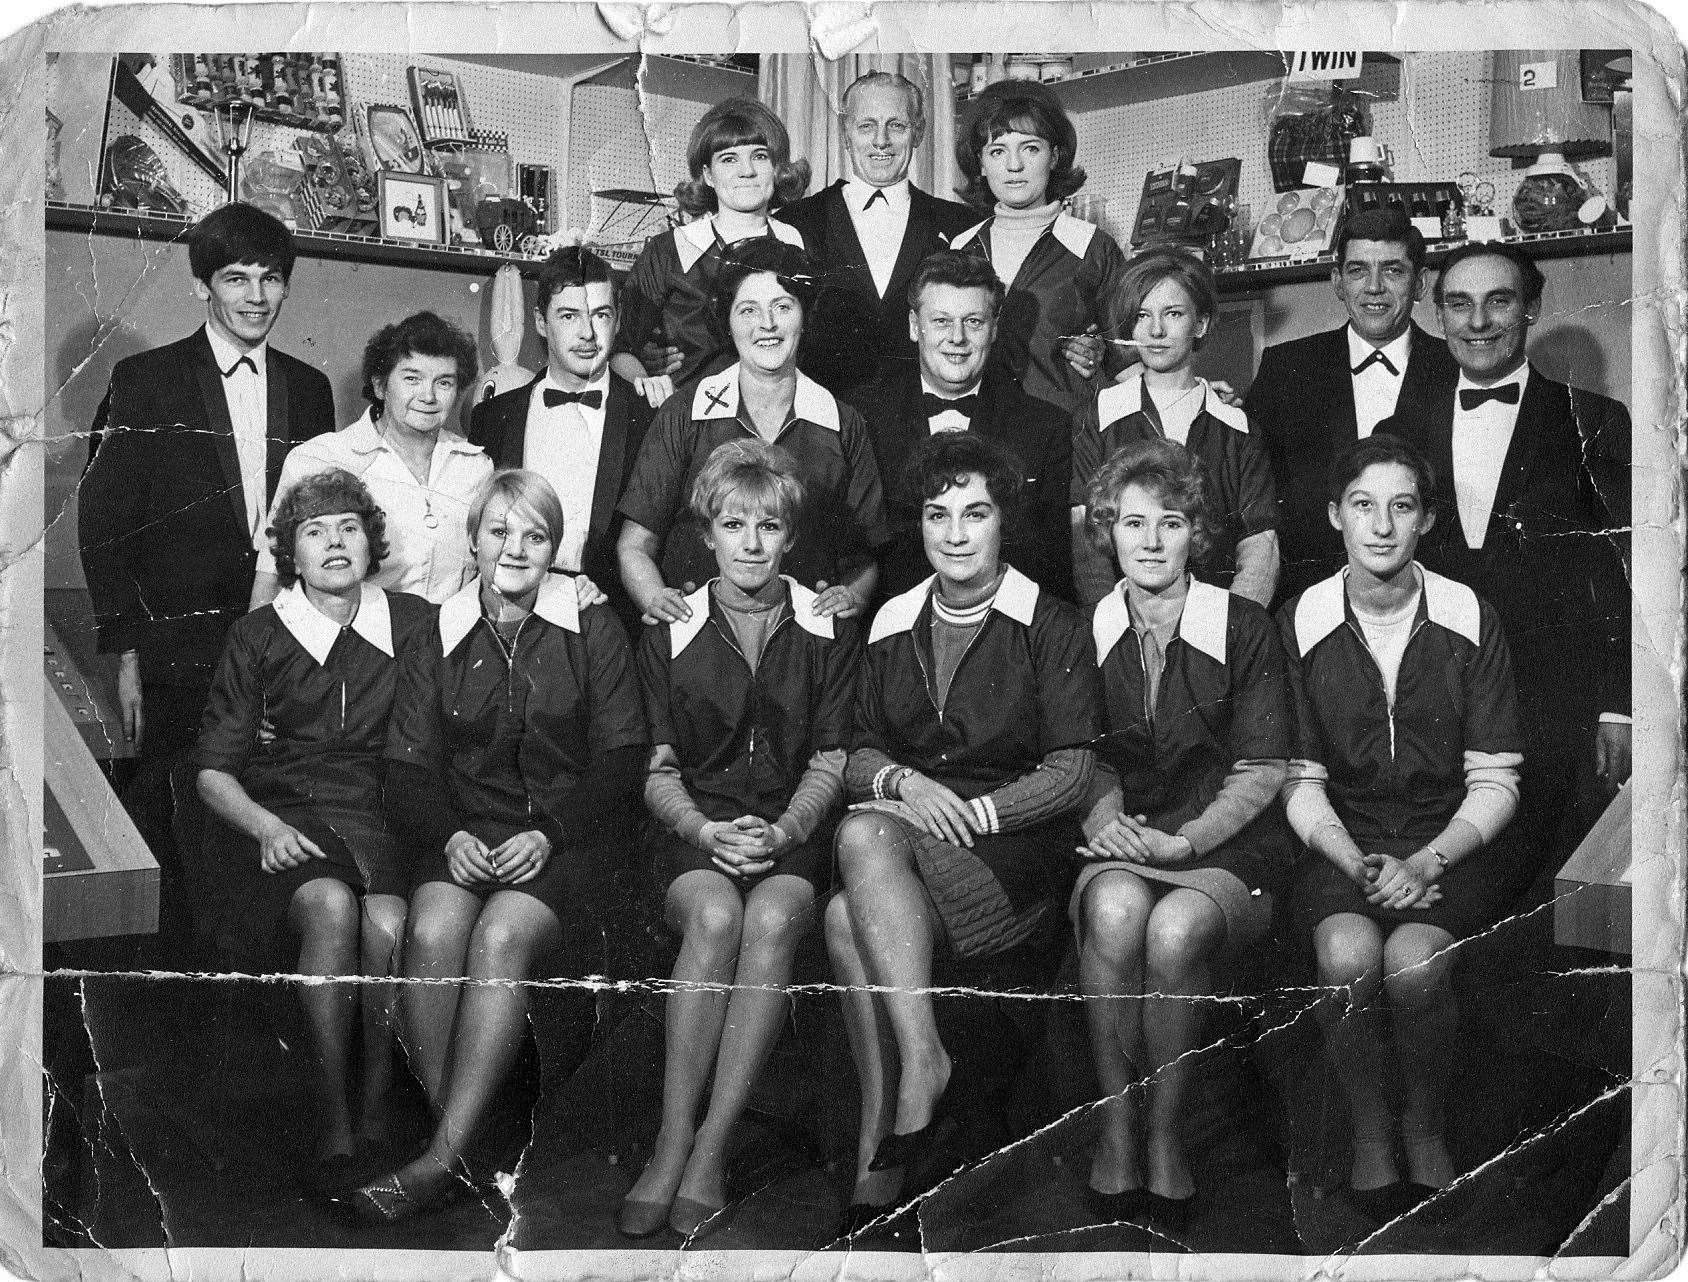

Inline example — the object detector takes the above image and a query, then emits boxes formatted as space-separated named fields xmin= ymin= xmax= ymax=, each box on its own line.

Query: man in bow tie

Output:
xmin=1244 ymin=208 xmax=1458 ymax=602
xmin=78 ymin=202 xmax=335 ymax=959
xmin=778 ymin=71 xmax=979 ymax=394
xmin=471 ymin=245 xmax=646 ymax=627
xmin=847 ymin=249 xmax=1073 ymax=600
xmin=1381 ymin=239 xmax=1632 ymax=880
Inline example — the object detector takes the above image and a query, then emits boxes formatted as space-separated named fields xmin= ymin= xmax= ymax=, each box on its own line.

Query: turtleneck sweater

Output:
xmin=988 ymin=199 xmax=1062 ymax=287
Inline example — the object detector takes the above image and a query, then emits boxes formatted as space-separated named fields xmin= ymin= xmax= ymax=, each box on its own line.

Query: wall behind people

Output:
xmin=43 ymin=229 xmax=551 ymax=592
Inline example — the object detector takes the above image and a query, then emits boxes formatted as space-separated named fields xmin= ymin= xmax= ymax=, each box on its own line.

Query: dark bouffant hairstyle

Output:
xmin=907 ymin=431 xmax=1026 ymax=537
xmin=674 ymin=97 xmax=812 ymax=218
xmin=360 ymin=311 xmax=479 ymax=409
xmin=188 ymin=201 xmax=297 ymax=283
xmin=534 ymin=244 xmax=615 ymax=316
xmin=1084 ymin=437 xmax=1215 ymax=562
xmin=1333 ymin=206 xmax=1428 ymax=274
xmin=1117 ymin=247 xmax=1217 ymax=351
xmin=712 ymin=238 xmax=819 ymax=333
xmin=1432 ymin=239 xmax=1546 ymax=309
xmin=906 ymin=249 xmax=1006 ymax=316
xmin=1326 ymin=433 xmax=1437 ymax=509
xmin=267 ymin=468 xmax=388 ymax=587
xmin=956 ymin=79 xmax=1086 ymax=210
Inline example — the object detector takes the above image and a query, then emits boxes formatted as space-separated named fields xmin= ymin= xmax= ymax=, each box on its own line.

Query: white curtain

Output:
xmin=759 ymin=53 xmax=960 ymax=203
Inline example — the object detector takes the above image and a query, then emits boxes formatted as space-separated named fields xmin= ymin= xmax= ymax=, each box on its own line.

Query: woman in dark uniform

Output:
xmin=195 ymin=469 xmax=433 ymax=1189
xmin=618 ymin=237 xmax=886 ymax=626
xmin=609 ymin=96 xmax=810 ymax=408
xmin=1278 ymin=435 xmax=1524 ymax=1217
xmin=826 ymin=433 xmax=1100 ymax=1230
xmin=1072 ymin=439 xmax=1292 ymax=1232
xmin=950 ymin=79 xmax=1129 ymax=418
xmin=342 ymin=469 xmax=647 ymax=1224
xmin=1070 ymin=249 xmax=1279 ymax=608
xmin=619 ymin=440 xmax=861 ymax=1239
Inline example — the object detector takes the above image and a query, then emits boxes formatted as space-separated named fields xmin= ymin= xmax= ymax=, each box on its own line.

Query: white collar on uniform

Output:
xmin=869 ymin=565 xmax=1040 ymax=644
xmin=1092 ymin=576 xmax=1229 ymax=667
xmin=342 ymin=406 xmax=485 ymax=458
xmin=206 ymin=325 xmax=268 ymax=378
xmin=273 ymin=581 xmax=392 ymax=664
xmin=1096 ymin=371 xmax=1248 ymax=435
xmin=690 ymin=363 xmax=841 ymax=432
xmin=670 ymin=575 xmax=833 ymax=656
xmin=1293 ymin=564 xmax=1480 ymax=654
xmin=844 ymin=175 xmax=911 ymax=213
xmin=955 ymin=211 xmax=1095 ymax=261
xmin=438 ymin=573 xmax=580 ymax=651
xmin=674 ymin=214 xmax=805 ymax=273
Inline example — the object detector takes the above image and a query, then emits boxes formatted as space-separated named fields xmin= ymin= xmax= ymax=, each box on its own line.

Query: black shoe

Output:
xmin=1083 ymin=1184 xmax=1150 ymax=1224
xmin=835 ymin=1200 xmax=895 ymax=1239
xmin=1144 ymin=1190 xmax=1194 ymax=1237
xmin=1348 ymin=1180 xmax=1416 ymax=1222
xmin=301 ymin=1152 xmax=361 ymax=1198
xmin=869 ymin=1080 xmax=960 ymax=1172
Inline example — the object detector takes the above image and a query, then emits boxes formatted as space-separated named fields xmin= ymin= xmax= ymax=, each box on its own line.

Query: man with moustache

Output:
xmin=1381 ymin=240 xmax=1631 ymax=878
xmin=850 ymin=249 xmax=1073 ymax=600
xmin=471 ymin=244 xmax=646 ymax=628
xmin=1244 ymin=208 xmax=1458 ymax=601
xmin=79 ymin=202 xmax=335 ymax=959
xmin=778 ymin=71 xmax=979 ymax=394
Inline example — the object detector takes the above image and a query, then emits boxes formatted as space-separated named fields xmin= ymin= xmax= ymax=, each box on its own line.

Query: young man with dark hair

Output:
xmin=469 ymin=244 xmax=646 ymax=626
xmin=847 ymin=248 xmax=1073 ymax=601
xmin=1244 ymin=207 xmax=1458 ymax=600
xmin=78 ymin=201 xmax=335 ymax=960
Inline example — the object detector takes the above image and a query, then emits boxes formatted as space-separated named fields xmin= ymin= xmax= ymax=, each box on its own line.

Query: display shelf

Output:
xmin=580 ymin=53 xmax=759 ymax=106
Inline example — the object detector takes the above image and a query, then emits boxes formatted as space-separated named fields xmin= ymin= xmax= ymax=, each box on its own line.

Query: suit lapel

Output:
xmin=1492 ymin=368 xmax=1549 ymax=523
xmin=509 ymin=378 xmax=541 ymax=468
xmin=264 ymin=353 xmax=293 ymax=507
xmin=883 ymin=187 xmax=937 ymax=307
xmin=1322 ymin=327 xmax=1359 ymax=441
xmin=823 ymin=183 xmax=878 ymax=300
xmin=189 ymin=329 xmax=250 ymax=535
xmin=589 ymin=378 xmax=635 ymax=549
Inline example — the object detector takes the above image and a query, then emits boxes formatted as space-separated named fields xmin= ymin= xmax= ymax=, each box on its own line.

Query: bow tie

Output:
xmin=1459 ymin=383 xmax=1521 ymax=411
xmin=863 ymin=188 xmax=888 ymax=210
xmin=1351 ymin=348 xmax=1399 ymax=377
xmin=923 ymin=392 xmax=978 ymax=419
xmin=222 ymin=355 xmax=257 ymax=378
xmin=544 ymin=387 xmax=603 ymax=410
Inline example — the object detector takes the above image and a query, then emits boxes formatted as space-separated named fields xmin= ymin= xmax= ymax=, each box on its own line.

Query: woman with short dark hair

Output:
xmin=196 ymin=468 xmax=433 ymax=1192
xmin=342 ymin=468 xmax=647 ymax=1224
xmin=827 ymin=432 xmax=1099 ymax=1235
xmin=252 ymin=310 xmax=491 ymax=608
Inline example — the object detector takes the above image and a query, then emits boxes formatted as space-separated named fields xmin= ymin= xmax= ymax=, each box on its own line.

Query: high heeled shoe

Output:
xmin=868 ymin=1080 xmax=961 ymax=1172
xmin=668 ymin=1194 xmax=739 ymax=1240
xmin=1083 ymin=1184 xmax=1150 ymax=1225
xmin=1143 ymin=1189 xmax=1195 ymax=1237
xmin=334 ymin=1165 xmax=483 ymax=1227
xmin=616 ymin=1194 xmax=674 ymax=1238
xmin=1347 ymin=1180 xmax=1417 ymax=1222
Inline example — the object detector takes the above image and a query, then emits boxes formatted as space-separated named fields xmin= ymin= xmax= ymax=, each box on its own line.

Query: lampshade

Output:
xmin=1490 ymin=50 xmax=1613 ymax=160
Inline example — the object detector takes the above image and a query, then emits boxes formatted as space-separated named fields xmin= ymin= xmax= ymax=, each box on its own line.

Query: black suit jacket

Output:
xmin=1245 ymin=322 xmax=1458 ymax=602
xmin=1381 ymin=365 xmax=1631 ymax=726
xmin=469 ymin=373 xmax=646 ymax=626
xmin=780 ymin=179 xmax=980 ymax=394
xmin=78 ymin=327 xmax=335 ymax=687
xmin=847 ymin=366 xmax=1074 ymax=602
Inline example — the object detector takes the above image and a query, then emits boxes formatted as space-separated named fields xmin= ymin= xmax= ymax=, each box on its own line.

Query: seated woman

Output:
xmin=252 ymin=311 xmax=492 ymax=607
xmin=195 ymin=469 xmax=434 ymax=1190
xmin=1072 ymin=439 xmax=1292 ymax=1233
xmin=620 ymin=440 xmax=861 ymax=1239
xmin=1278 ymin=435 xmax=1524 ymax=1218
xmin=610 ymin=96 xmax=810 ymax=407
xmin=827 ymin=433 xmax=1100 ymax=1233
xmin=1070 ymin=248 xmax=1279 ymax=608
xmin=618 ymin=237 xmax=886 ymax=626
xmin=342 ymin=469 xmax=648 ymax=1224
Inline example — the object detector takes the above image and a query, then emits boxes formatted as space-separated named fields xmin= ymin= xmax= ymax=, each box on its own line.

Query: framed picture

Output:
xmin=362 ymin=102 xmax=428 ymax=174
xmin=377 ymin=170 xmax=446 ymax=244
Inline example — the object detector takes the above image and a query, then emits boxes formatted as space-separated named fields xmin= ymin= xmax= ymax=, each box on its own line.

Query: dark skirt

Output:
xmin=851 ymin=809 xmax=1075 ymax=961
xmin=1290 ymin=825 xmax=1529 ymax=944
xmin=1069 ymin=840 xmax=1274 ymax=946
xmin=646 ymin=825 xmax=831 ymax=897
xmin=410 ymin=817 xmax=602 ymax=921
xmin=202 ymin=802 xmax=408 ymax=973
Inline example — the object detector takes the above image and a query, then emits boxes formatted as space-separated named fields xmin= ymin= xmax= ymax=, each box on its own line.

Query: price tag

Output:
xmin=1519 ymin=61 xmax=1558 ymax=90
xmin=1302 ymin=160 xmax=1343 ymax=188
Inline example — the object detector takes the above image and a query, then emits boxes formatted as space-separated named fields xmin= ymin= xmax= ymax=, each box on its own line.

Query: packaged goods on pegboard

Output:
xmin=173 ymin=54 xmax=348 ymax=133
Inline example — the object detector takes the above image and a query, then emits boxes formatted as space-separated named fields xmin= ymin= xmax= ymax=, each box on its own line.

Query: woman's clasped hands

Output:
xmin=445 ymin=829 xmax=552 ymax=886
xmin=699 ymin=816 xmax=784 ymax=878
xmin=1361 ymin=851 xmax=1443 ymax=910
xmin=1077 ymin=811 xmax=1193 ymax=866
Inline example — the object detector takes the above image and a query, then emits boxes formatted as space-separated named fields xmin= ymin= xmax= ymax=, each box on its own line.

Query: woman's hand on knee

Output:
xmin=898 ymin=773 xmax=977 ymax=848
xmin=492 ymin=830 xmax=552 ymax=884
xmin=258 ymin=819 xmax=325 ymax=873
xmin=1077 ymin=814 xmax=1148 ymax=863
xmin=445 ymin=830 xmax=497 ymax=885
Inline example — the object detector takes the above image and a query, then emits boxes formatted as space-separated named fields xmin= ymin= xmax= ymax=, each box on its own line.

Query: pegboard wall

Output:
xmin=566 ymin=80 xmax=713 ymax=246
xmin=1069 ymin=51 xmax=1616 ymax=253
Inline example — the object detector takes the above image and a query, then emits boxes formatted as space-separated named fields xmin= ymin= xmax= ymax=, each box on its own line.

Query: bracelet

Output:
xmin=1425 ymin=843 xmax=1450 ymax=871
xmin=890 ymin=766 xmax=915 ymax=798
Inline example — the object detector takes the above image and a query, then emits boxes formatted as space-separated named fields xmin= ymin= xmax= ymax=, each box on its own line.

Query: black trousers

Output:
xmin=121 ymin=683 xmax=213 ymax=962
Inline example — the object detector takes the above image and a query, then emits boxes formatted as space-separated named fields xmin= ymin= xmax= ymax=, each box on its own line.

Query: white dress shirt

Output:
xmin=844 ymin=176 xmax=911 ymax=298
xmin=256 ymin=409 xmax=492 ymax=603
xmin=1450 ymin=365 xmax=1530 ymax=550
xmin=1346 ymin=325 xmax=1415 ymax=439
xmin=206 ymin=326 xmax=270 ymax=538
xmin=919 ymin=373 xmax=979 ymax=434
xmin=523 ymin=371 xmax=610 ymax=572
